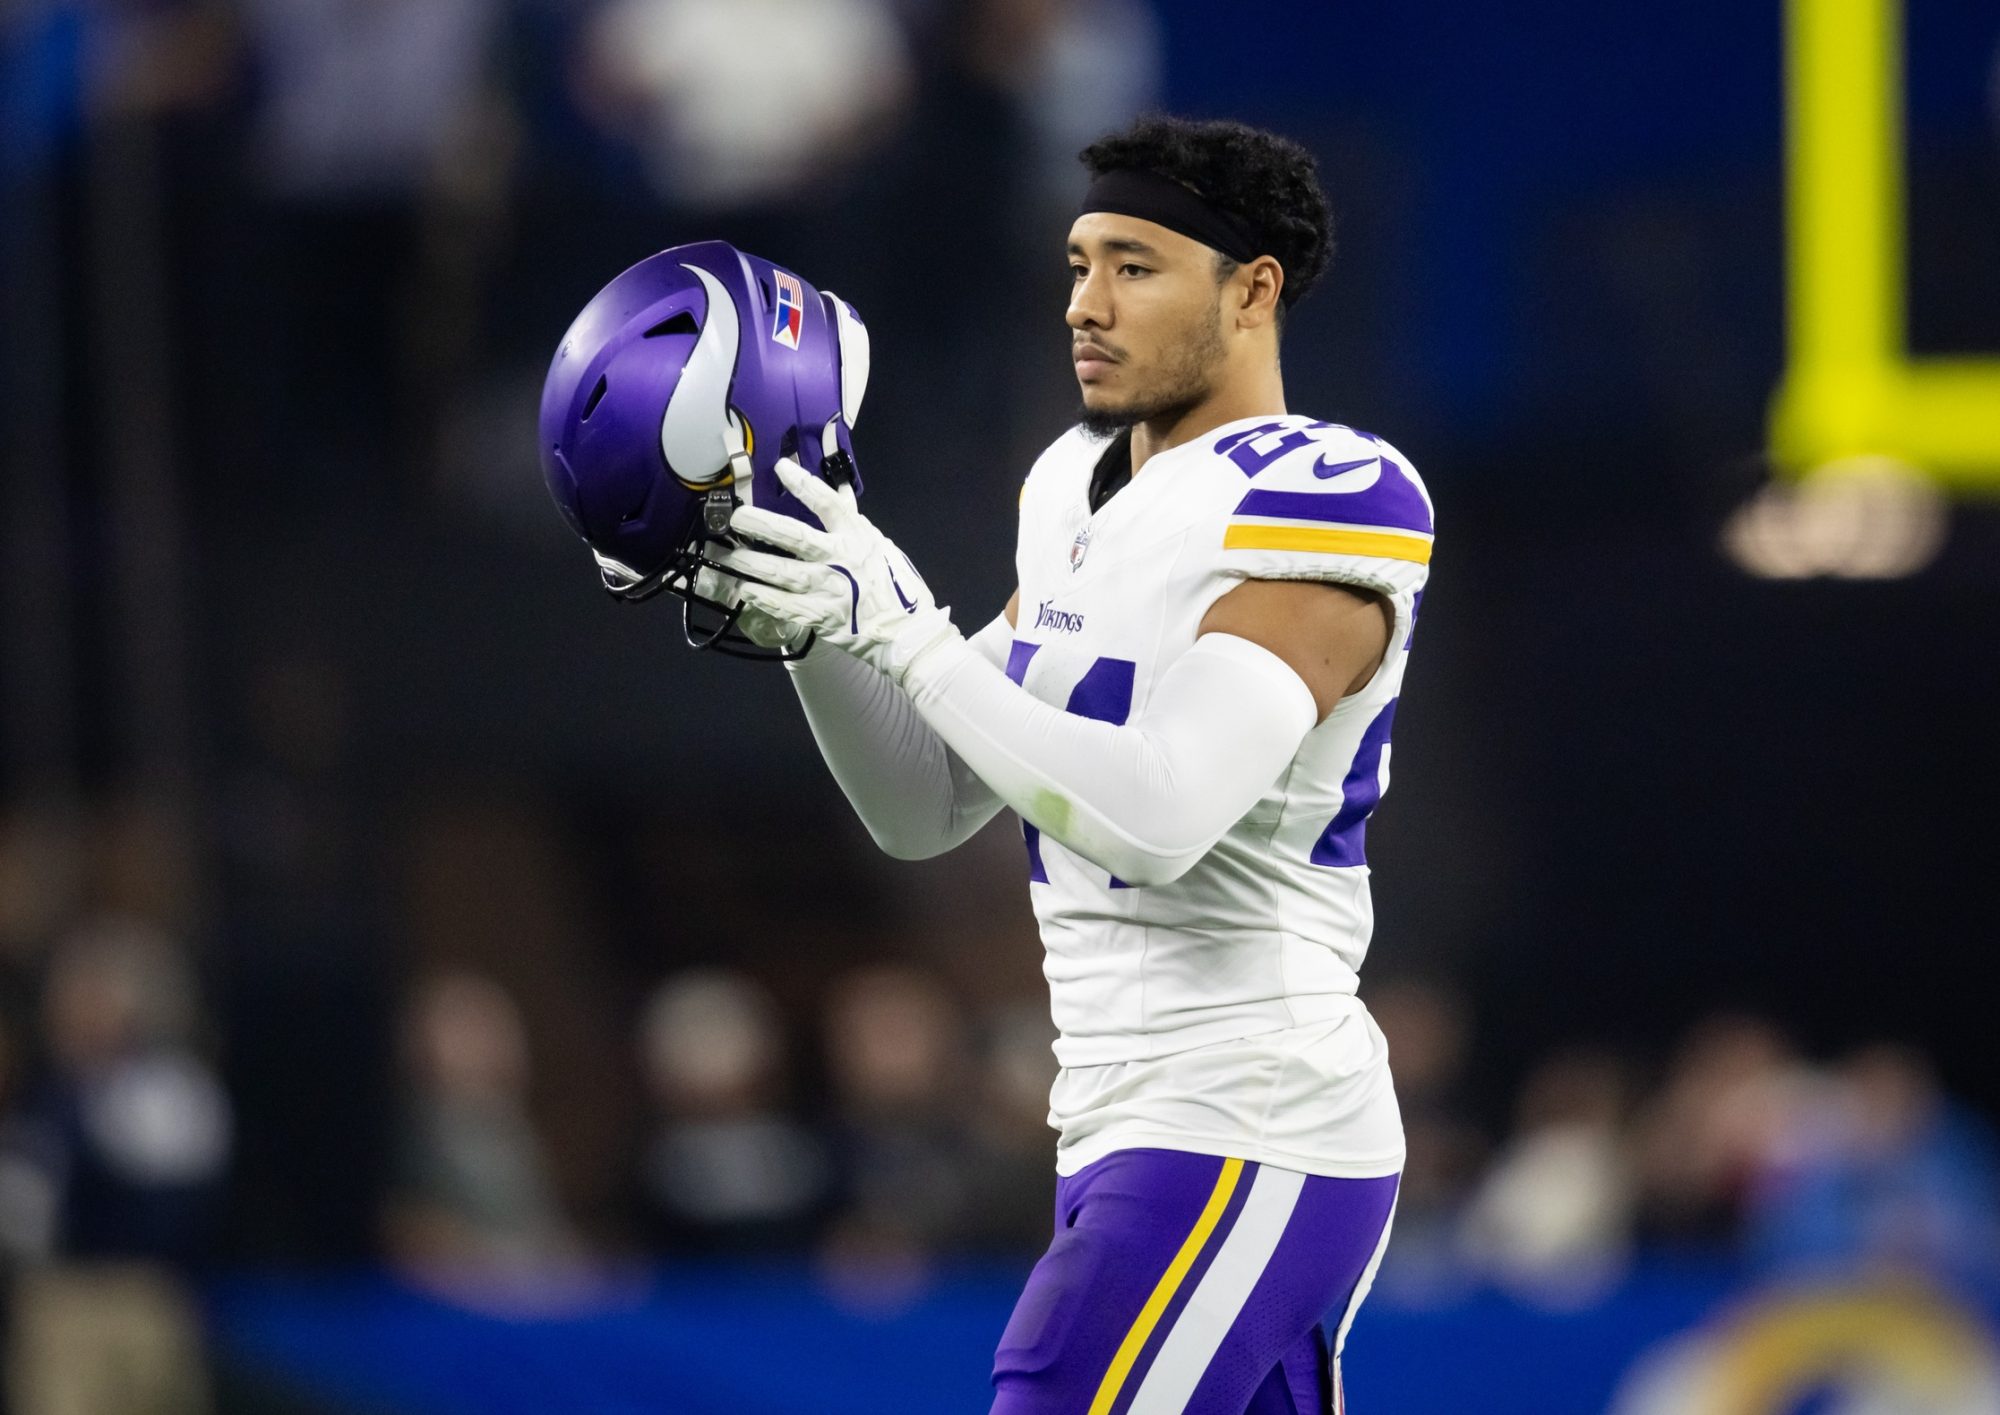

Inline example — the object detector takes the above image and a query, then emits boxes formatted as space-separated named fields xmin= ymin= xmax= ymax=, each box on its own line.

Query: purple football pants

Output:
xmin=990 ymin=1149 xmax=1398 ymax=1415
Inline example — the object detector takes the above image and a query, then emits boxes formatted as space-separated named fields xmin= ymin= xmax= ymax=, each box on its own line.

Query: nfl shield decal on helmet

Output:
xmin=1070 ymin=525 xmax=1091 ymax=571
xmin=772 ymin=272 xmax=804 ymax=349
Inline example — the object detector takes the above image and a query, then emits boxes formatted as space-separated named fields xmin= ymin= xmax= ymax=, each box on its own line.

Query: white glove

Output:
xmin=712 ymin=457 xmax=959 ymax=684
xmin=691 ymin=562 xmax=810 ymax=653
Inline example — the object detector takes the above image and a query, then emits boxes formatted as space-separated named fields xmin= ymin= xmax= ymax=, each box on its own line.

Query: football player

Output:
xmin=711 ymin=116 xmax=1429 ymax=1415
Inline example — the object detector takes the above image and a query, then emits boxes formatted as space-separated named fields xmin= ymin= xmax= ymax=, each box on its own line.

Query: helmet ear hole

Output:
xmin=643 ymin=312 xmax=698 ymax=339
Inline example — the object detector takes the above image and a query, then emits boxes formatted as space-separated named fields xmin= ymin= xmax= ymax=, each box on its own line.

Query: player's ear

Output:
xmin=1235 ymin=256 xmax=1284 ymax=332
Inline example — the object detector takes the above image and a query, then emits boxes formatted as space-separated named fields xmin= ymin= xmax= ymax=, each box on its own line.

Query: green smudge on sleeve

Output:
xmin=1030 ymin=790 xmax=1073 ymax=838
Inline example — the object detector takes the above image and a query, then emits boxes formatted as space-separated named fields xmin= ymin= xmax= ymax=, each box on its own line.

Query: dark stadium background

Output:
xmin=3 ymin=0 xmax=1998 ymax=1411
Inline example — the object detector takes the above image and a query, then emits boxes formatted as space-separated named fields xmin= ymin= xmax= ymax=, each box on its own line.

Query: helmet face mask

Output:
xmin=538 ymin=241 xmax=870 ymax=658
xmin=589 ymin=526 xmax=784 ymax=660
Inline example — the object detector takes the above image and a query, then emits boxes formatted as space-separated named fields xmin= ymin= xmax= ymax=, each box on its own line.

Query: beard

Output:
xmin=1076 ymin=296 xmax=1228 ymax=437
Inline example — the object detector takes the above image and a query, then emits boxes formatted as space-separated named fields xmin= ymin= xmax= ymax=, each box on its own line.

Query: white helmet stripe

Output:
xmin=660 ymin=264 xmax=741 ymax=486
xmin=827 ymin=293 xmax=870 ymax=428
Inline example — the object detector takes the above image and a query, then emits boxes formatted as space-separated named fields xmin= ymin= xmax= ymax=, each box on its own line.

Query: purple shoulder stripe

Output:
xmin=1231 ymin=458 xmax=1433 ymax=536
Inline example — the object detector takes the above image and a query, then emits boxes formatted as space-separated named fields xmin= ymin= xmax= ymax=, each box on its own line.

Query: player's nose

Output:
xmin=1066 ymin=270 xmax=1111 ymax=331
xmin=1064 ymin=257 xmax=1112 ymax=327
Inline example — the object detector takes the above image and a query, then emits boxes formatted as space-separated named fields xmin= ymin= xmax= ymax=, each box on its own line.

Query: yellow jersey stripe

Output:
xmin=1223 ymin=523 xmax=1433 ymax=564
xmin=1086 ymin=1156 xmax=1245 ymax=1415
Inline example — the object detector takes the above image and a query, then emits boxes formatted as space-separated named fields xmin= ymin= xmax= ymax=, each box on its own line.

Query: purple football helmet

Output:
xmin=538 ymin=240 xmax=870 ymax=656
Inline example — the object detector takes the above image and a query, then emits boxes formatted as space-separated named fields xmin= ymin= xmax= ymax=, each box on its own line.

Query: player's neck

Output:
xmin=1128 ymin=364 xmax=1287 ymax=476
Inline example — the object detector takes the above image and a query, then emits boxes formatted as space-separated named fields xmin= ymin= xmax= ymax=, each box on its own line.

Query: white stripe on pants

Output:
xmin=1329 ymin=1190 xmax=1397 ymax=1414
xmin=1125 ymin=1165 xmax=1308 ymax=1415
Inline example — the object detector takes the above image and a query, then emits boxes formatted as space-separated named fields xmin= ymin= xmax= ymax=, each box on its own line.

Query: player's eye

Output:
xmin=1120 ymin=264 xmax=1150 ymax=278
xmin=1069 ymin=265 xmax=1088 ymax=281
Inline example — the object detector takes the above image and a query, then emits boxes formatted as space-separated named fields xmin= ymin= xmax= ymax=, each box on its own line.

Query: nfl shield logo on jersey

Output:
xmin=771 ymin=271 xmax=804 ymax=349
xmin=1069 ymin=525 xmax=1092 ymax=571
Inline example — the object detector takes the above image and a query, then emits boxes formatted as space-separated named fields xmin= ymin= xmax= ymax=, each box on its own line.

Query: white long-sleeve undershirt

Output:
xmin=899 ymin=630 xmax=1317 ymax=886
xmin=782 ymin=614 xmax=1013 ymax=860
xmin=790 ymin=615 xmax=1319 ymax=886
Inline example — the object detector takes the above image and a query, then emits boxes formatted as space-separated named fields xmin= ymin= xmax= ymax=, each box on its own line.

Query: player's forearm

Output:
xmin=783 ymin=617 xmax=1008 ymax=859
xmin=901 ymin=632 xmax=1316 ymax=886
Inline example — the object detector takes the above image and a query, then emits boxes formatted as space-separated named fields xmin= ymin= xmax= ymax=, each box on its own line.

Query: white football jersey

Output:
xmin=1008 ymin=412 xmax=1432 ymax=1178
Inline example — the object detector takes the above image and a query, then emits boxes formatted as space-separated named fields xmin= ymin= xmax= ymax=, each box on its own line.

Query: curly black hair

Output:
xmin=1079 ymin=115 xmax=1334 ymax=318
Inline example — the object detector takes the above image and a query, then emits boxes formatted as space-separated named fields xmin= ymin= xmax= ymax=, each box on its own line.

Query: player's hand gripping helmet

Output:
xmin=538 ymin=240 xmax=870 ymax=657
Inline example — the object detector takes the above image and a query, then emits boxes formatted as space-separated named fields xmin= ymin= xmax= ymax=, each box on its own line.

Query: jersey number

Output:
xmin=1311 ymin=699 xmax=1398 ymax=868
xmin=1004 ymin=645 xmax=1136 ymax=887
xmin=1213 ymin=419 xmax=1378 ymax=477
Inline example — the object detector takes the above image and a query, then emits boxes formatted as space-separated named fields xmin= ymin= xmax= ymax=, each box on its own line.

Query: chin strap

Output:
xmin=819 ymin=418 xmax=857 ymax=490
xmin=702 ymin=412 xmax=758 ymax=537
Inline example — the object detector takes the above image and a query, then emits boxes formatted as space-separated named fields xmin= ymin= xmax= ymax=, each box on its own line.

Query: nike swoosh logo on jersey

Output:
xmin=1313 ymin=455 xmax=1379 ymax=479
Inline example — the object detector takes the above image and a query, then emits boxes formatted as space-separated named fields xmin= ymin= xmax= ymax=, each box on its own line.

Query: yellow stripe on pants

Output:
xmin=1085 ymin=1157 xmax=1245 ymax=1415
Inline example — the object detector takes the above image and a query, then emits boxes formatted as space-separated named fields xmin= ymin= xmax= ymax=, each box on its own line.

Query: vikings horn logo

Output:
xmin=658 ymin=264 xmax=743 ymax=488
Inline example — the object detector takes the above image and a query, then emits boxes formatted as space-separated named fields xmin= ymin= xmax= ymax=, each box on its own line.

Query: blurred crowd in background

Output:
xmin=3 ymin=0 xmax=1174 ymax=1251
xmin=5 ymin=0 xmax=2000 ymax=1409
xmin=1 ymin=803 xmax=1997 ymax=1299
xmin=5 ymin=0 xmax=1164 ymax=525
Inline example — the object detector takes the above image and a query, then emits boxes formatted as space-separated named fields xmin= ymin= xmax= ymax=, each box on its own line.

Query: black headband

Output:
xmin=1078 ymin=169 xmax=1263 ymax=265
